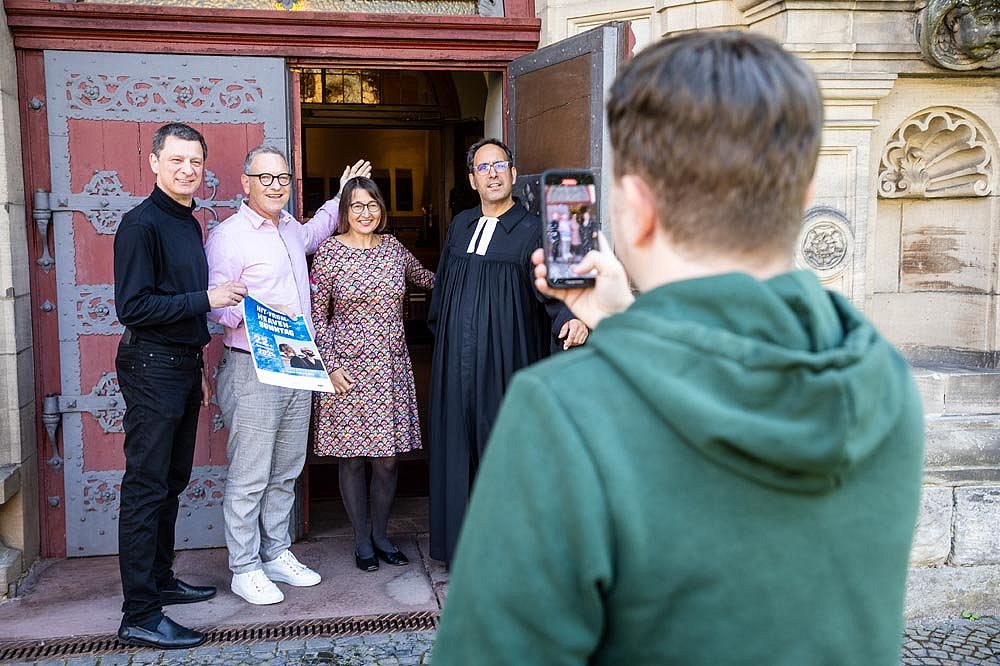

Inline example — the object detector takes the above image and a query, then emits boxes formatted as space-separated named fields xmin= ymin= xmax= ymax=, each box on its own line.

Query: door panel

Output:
xmin=507 ymin=22 xmax=627 ymax=225
xmin=43 ymin=51 xmax=287 ymax=556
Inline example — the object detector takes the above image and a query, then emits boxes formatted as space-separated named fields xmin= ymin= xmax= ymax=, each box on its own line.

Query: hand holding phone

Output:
xmin=531 ymin=236 xmax=635 ymax=331
xmin=541 ymin=169 xmax=599 ymax=288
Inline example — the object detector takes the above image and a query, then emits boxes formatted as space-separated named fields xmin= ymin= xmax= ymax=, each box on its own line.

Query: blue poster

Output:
xmin=243 ymin=295 xmax=335 ymax=393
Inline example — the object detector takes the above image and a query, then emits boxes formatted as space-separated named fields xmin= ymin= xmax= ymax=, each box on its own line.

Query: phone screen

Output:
xmin=541 ymin=170 xmax=598 ymax=288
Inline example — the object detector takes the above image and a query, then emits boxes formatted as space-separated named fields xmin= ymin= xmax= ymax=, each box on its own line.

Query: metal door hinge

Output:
xmin=42 ymin=375 xmax=125 ymax=470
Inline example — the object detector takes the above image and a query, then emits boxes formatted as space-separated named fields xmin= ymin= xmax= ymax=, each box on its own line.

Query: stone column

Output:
xmin=794 ymin=74 xmax=898 ymax=306
xmin=0 ymin=3 xmax=38 ymax=598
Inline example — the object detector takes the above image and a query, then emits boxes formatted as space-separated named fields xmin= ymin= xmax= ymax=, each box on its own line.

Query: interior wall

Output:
xmin=449 ymin=71 xmax=488 ymax=120
xmin=484 ymin=72 xmax=504 ymax=140
xmin=305 ymin=127 xmax=437 ymax=219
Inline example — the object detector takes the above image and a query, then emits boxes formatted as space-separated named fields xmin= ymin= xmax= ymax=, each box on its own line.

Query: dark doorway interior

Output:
xmin=297 ymin=68 xmax=487 ymax=534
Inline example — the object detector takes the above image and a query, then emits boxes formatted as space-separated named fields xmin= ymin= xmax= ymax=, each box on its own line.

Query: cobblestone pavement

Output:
xmin=901 ymin=618 xmax=1000 ymax=665
xmin=4 ymin=619 xmax=1000 ymax=664
xmin=1 ymin=632 xmax=436 ymax=666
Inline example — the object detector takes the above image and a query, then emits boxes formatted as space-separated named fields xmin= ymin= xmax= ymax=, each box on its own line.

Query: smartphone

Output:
xmin=541 ymin=169 xmax=599 ymax=288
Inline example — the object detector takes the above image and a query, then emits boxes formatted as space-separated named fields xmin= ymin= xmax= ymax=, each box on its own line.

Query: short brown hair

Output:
xmin=337 ymin=177 xmax=388 ymax=235
xmin=607 ymin=31 xmax=823 ymax=258
xmin=152 ymin=123 xmax=207 ymax=160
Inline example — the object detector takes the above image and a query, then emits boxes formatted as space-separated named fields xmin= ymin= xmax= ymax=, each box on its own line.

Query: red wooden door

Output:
xmin=37 ymin=51 xmax=288 ymax=556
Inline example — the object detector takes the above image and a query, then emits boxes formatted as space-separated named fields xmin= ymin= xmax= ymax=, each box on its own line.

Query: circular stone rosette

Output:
xmin=795 ymin=207 xmax=853 ymax=278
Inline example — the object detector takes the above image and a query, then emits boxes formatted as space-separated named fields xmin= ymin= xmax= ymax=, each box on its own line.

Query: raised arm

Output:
xmin=301 ymin=159 xmax=373 ymax=254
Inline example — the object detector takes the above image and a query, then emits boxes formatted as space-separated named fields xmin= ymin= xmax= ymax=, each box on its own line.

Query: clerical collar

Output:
xmin=467 ymin=216 xmax=498 ymax=255
xmin=466 ymin=198 xmax=528 ymax=234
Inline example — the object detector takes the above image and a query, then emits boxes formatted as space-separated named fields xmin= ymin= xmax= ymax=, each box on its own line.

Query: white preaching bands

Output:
xmin=466 ymin=216 xmax=499 ymax=256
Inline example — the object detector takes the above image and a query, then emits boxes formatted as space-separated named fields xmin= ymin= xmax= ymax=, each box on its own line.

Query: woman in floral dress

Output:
xmin=311 ymin=177 xmax=435 ymax=572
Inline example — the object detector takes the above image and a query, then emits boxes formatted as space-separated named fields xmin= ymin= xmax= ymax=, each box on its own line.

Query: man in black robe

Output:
xmin=427 ymin=138 xmax=588 ymax=563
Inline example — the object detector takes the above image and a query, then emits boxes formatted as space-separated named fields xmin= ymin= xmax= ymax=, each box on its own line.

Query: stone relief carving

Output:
xmin=918 ymin=0 xmax=1000 ymax=71
xmin=878 ymin=108 xmax=996 ymax=198
xmin=478 ymin=0 xmax=503 ymax=17
xmin=795 ymin=207 xmax=853 ymax=278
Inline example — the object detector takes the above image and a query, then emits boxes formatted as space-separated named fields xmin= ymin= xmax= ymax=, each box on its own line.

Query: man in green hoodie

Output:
xmin=433 ymin=30 xmax=924 ymax=665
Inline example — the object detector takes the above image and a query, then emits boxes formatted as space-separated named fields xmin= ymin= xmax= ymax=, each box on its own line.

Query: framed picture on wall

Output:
xmin=302 ymin=177 xmax=325 ymax=218
xmin=396 ymin=168 xmax=413 ymax=212
xmin=371 ymin=168 xmax=392 ymax=211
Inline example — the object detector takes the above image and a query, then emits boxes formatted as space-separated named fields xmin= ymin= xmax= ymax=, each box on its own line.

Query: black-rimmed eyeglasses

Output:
xmin=349 ymin=202 xmax=381 ymax=215
xmin=246 ymin=172 xmax=292 ymax=187
xmin=473 ymin=161 xmax=512 ymax=175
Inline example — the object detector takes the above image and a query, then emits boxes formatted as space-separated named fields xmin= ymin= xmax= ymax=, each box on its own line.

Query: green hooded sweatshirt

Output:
xmin=433 ymin=270 xmax=924 ymax=666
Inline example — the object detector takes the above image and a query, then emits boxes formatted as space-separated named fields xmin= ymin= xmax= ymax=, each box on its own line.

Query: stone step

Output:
xmin=923 ymin=414 xmax=1000 ymax=478
xmin=912 ymin=364 xmax=1000 ymax=417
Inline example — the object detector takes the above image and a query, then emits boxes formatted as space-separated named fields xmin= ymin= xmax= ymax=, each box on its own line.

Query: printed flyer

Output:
xmin=242 ymin=295 xmax=335 ymax=393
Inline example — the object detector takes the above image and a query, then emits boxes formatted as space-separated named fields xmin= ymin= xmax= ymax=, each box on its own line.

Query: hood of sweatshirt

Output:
xmin=587 ymin=270 xmax=917 ymax=493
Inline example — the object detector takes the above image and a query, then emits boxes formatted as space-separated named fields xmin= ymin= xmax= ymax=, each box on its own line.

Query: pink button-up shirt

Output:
xmin=205 ymin=198 xmax=339 ymax=351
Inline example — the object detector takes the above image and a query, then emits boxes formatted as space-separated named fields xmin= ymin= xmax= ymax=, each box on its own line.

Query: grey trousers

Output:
xmin=216 ymin=349 xmax=311 ymax=574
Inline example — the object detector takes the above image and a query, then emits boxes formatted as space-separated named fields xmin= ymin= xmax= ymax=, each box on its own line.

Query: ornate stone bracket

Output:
xmin=918 ymin=0 xmax=1000 ymax=71
xmin=878 ymin=108 xmax=996 ymax=198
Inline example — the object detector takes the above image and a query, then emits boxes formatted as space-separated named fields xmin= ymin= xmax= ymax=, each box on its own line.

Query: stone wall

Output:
xmin=0 ymin=2 xmax=38 ymax=599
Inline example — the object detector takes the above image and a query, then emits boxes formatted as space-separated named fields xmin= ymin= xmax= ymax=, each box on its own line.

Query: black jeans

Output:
xmin=115 ymin=334 xmax=203 ymax=625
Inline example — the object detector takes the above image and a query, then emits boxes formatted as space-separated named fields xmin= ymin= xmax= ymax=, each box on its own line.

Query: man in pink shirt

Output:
xmin=206 ymin=145 xmax=370 ymax=605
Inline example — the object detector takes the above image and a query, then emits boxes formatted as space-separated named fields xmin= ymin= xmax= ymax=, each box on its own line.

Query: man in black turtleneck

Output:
xmin=113 ymin=123 xmax=247 ymax=649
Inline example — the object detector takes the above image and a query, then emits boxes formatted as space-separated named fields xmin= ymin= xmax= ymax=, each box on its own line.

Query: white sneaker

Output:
xmin=231 ymin=569 xmax=284 ymax=605
xmin=262 ymin=550 xmax=322 ymax=587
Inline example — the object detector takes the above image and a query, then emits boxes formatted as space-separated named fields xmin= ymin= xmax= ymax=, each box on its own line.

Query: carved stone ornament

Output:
xmin=918 ymin=0 xmax=1000 ymax=71
xmin=878 ymin=109 xmax=996 ymax=198
xmin=795 ymin=207 xmax=853 ymax=278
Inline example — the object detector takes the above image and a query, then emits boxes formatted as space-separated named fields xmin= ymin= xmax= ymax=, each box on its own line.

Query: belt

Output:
xmin=225 ymin=346 xmax=251 ymax=355
xmin=122 ymin=328 xmax=203 ymax=358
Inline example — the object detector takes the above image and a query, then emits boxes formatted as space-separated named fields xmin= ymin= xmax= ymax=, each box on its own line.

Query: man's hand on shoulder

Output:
xmin=559 ymin=319 xmax=589 ymax=350
xmin=207 ymin=281 xmax=248 ymax=309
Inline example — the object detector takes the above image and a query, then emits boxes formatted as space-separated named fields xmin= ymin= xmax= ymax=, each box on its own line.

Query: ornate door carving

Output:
xmin=43 ymin=51 xmax=288 ymax=556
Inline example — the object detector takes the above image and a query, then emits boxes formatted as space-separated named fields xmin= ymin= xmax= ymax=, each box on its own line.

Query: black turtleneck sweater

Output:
xmin=113 ymin=186 xmax=212 ymax=347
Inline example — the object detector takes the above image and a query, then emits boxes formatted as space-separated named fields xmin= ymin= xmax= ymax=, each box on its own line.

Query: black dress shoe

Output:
xmin=117 ymin=615 xmax=206 ymax=650
xmin=374 ymin=545 xmax=409 ymax=566
xmin=160 ymin=579 xmax=217 ymax=606
xmin=355 ymin=552 xmax=379 ymax=572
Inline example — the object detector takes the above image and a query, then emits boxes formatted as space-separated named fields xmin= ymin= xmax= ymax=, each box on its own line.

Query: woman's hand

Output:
xmin=330 ymin=367 xmax=356 ymax=394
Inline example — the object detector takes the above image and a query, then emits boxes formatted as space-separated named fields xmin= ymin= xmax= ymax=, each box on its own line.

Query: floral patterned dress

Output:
xmin=311 ymin=234 xmax=435 ymax=457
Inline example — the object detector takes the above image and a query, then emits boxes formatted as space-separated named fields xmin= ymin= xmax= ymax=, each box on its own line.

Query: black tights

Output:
xmin=339 ymin=457 xmax=398 ymax=558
